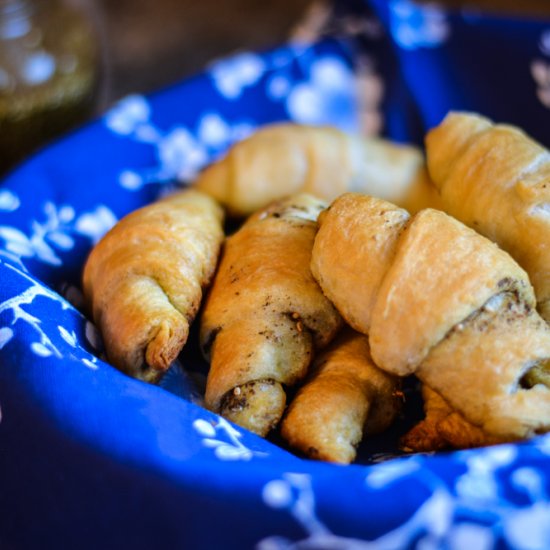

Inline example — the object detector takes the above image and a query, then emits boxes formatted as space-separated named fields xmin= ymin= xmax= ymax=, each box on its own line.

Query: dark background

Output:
xmin=93 ymin=0 xmax=550 ymax=108
xmin=93 ymin=0 xmax=314 ymax=108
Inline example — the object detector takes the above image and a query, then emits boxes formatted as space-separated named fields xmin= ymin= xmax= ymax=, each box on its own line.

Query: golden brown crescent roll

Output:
xmin=426 ymin=111 xmax=550 ymax=321
xmin=400 ymin=385 xmax=508 ymax=452
xmin=83 ymin=189 xmax=224 ymax=383
xmin=195 ymin=123 xmax=441 ymax=217
xmin=281 ymin=328 xmax=401 ymax=464
xmin=200 ymin=194 xmax=342 ymax=437
xmin=311 ymin=193 xmax=411 ymax=335
xmin=311 ymin=193 xmax=550 ymax=441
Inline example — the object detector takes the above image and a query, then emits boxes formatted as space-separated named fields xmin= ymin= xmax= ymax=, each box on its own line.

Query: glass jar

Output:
xmin=0 ymin=0 xmax=100 ymax=174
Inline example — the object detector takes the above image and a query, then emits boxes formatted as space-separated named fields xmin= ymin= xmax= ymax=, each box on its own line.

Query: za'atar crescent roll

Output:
xmin=281 ymin=328 xmax=401 ymax=464
xmin=311 ymin=193 xmax=550 ymax=442
xmin=426 ymin=111 xmax=550 ymax=321
xmin=196 ymin=123 xmax=441 ymax=217
xmin=200 ymin=193 xmax=342 ymax=436
xmin=83 ymin=189 xmax=224 ymax=382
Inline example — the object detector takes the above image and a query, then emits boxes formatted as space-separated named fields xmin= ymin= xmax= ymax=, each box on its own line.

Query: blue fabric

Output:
xmin=1 ymin=2 xmax=550 ymax=548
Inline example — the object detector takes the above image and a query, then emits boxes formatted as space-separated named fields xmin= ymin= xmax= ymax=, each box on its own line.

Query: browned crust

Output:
xmin=83 ymin=189 xmax=224 ymax=382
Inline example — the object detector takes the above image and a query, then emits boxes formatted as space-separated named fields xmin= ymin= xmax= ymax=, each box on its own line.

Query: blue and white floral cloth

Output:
xmin=1 ymin=2 xmax=550 ymax=548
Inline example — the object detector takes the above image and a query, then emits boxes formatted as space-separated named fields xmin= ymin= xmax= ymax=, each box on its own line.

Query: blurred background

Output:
xmin=1 ymin=0 xmax=550 ymax=175
xmin=95 ymin=0 xmax=314 ymax=105
xmin=95 ymin=0 xmax=550 ymax=104
xmin=0 ymin=0 xmax=314 ymax=174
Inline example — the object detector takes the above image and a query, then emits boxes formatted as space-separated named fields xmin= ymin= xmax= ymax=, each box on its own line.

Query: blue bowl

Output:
xmin=1 ymin=2 xmax=550 ymax=548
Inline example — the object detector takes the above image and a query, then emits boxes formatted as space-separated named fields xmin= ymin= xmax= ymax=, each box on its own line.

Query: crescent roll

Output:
xmin=83 ymin=189 xmax=224 ymax=382
xmin=281 ymin=328 xmax=401 ymax=464
xmin=200 ymin=194 xmax=342 ymax=437
xmin=311 ymin=193 xmax=550 ymax=441
xmin=426 ymin=111 xmax=550 ymax=321
xmin=195 ymin=123 xmax=441 ymax=217
xmin=400 ymin=385 xmax=509 ymax=452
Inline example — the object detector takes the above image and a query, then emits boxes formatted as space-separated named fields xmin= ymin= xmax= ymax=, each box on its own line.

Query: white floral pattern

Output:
xmin=193 ymin=417 xmax=268 ymax=461
xmin=0 ymin=260 xmax=99 ymax=365
xmin=104 ymin=49 xmax=358 ymax=192
xmin=209 ymin=47 xmax=358 ymax=130
xmin=531 ymin=30 xmax=550 ymax=109
xmin=0 ymin=190 xmax=20 ymax=212
xmin=106 ymin=95 xmax=256 ymax=189
xmin=259 ymin=441 xmax=550 ymax=549
xmin=389 ymin=0 xmax=450 ymax=50
xmin=209 ymin=52 xmax=266 ymax=99
xmin=260 ymin=473 xmax=370 ymax=549
xmin=285 ymin=57 xmax=358 ymax=131
xmin=0 ymin=200 xmax=116 ymax=271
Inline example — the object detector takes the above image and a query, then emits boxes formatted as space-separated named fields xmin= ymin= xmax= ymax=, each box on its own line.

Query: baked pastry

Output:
xmin=400 ymin=385 xmax=508 ymax=452
xmin=311 ymin=192 xmax=410 ymax=335
xmin=311 ymin=193 xmax=550 ymax=441
xmin=426 ymin=111 xmax=550 ymax=321
xmin=83 ymin=189 xmax=224 ymax=382
xmin=195 ymin=123 xmax=441 ymax=217
xmin=281 ymin=327 xmax=401 ymax=464
xmin=200 ymin=194 xmax=342 ymax=437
